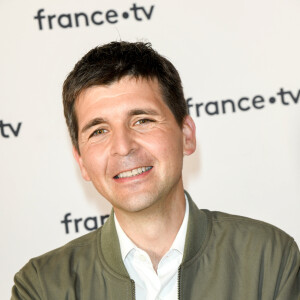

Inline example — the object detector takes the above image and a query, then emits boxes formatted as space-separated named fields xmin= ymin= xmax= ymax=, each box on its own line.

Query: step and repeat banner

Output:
xmin=1 ymin=0 xmax=299 ymax=297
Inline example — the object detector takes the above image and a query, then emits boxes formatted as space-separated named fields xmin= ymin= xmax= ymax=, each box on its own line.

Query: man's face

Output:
xmin=74 ymin=76 xmax=196 ymax=214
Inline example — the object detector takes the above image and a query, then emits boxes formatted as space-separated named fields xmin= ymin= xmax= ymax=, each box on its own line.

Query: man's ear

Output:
xmin=182 ymin=115 xmax=196 ymax=156
xmin=72 ymin=146 xmax=91 ymax=181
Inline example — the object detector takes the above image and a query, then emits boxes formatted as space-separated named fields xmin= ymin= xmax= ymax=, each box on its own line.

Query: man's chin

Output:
xmin=111 ymin=192 xmax=159 ymax=214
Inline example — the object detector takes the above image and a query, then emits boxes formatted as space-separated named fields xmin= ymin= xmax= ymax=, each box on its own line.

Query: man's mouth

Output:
xmin=114 ymin=166 xmax=153 ymax=179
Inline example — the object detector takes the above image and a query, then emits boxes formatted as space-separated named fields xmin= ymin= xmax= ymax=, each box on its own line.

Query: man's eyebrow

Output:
xmin=81 ymin=109 xmax=158 ymax=134
xmin=128 ymin=109 xmax=159 ymax=116
xmin=81 ymin=117 xmax=106 ymax=134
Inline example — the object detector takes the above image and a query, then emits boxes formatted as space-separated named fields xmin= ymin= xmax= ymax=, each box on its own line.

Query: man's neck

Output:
xmin=114 ymin=189 xmax=186 ymax=271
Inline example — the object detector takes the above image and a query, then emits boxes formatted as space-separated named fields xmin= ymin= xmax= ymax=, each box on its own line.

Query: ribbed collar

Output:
xmin=97 ymin=191 xmax=210 ymax=278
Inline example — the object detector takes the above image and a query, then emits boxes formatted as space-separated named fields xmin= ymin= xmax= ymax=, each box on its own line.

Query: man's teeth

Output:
xmin=116 ymin=166 xmax=152 ymax=179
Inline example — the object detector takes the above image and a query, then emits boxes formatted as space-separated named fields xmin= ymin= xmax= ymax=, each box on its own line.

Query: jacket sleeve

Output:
xmin=275 ymin=240 xmax=300 ymax=300
xmin=11 ymin=261 xmax=43 ymax=300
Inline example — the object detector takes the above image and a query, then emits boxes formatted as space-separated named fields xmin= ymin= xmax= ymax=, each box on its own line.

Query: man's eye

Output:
xmin=91 ymin=129 xmax=107 ymax=137
xmin=135 ymin=119 xmax=153 ymax=125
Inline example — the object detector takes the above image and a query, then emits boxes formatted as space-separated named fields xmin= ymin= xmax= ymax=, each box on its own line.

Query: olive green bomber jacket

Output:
xmin=12 ymin=194 xmax=300 ymax=299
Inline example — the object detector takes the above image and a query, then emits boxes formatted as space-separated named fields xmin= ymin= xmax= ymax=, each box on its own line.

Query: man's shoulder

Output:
xmin=186 ymin=193 xmax=297 ymax=259
xmin=19 ymin=227 xmax=101 ymax=275
xmin=12 ymin=228 xmax=104 ymax=299
xmin=209 ymin=210 xmax=291 ymax=234
xmin=204 ymin=209 xmax=296 ymax=250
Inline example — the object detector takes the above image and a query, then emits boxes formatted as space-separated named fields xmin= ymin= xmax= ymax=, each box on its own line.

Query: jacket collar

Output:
xmin=97 ymin=191 xmax=210 ymax=277
xmin=98 ymin=209 xmax=130 ymax=278
xmin=182 ymin=191 xmax=210 ymax=264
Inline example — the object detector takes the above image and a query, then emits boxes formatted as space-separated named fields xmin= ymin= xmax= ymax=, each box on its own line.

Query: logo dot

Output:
xmin=269 ymin=97 xmax=276 ymax=104
xmin=122 ymin=12 xmax=129 ymax=19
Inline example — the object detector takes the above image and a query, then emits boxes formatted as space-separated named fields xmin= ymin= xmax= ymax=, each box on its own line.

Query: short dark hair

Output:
xmin=62 ymin=41 xmax=187 ymax=152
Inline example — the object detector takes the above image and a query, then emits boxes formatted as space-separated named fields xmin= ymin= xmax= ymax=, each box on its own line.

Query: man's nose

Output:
xmin=110 ymin=127 xmax=137 ymax=156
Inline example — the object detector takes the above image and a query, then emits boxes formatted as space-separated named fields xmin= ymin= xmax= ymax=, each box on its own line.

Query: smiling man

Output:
xmin=12 ymin=42 xmax=299 ymax=299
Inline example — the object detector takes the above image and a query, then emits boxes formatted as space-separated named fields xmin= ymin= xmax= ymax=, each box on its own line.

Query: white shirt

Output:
xmin=114 ymin=198 xmax=189 ymax=300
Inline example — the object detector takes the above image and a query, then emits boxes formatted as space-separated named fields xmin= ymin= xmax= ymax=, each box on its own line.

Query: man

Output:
xmin=12 ymin=42 xmax=299 ymax=299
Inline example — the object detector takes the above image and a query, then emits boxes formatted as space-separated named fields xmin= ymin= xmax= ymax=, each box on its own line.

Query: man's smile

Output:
xmin=114 ymin=166 xmax=153 ymax=179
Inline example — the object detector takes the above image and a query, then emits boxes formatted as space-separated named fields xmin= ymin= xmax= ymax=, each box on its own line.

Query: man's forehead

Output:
xmin=77 ymin=76 xmax=160 ymax=100
xmin=75 ymin=76 xmax=164 ymax=111
xmin=74 ymin=76 xmax=171 ymax=125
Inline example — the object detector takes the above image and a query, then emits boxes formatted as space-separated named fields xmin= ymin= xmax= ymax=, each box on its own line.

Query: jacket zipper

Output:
xmin=131 ymin=279 xmax=136 ymax=300
xmin=177 ymin=265 xmax=182 ymax=300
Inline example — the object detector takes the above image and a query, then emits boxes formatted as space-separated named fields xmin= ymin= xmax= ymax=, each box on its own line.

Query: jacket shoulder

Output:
xmin=12 ymin=228 xmax=102 ymax=299
xmin=32 ymin=227 xmax=100 ymax=265
xmin=205 ymin=210 xmax=295 ymax=250
xmin=198 ymin=210 xmax=300 ymax=298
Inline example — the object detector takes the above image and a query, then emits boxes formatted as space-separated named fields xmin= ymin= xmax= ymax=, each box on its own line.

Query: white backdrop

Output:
xmin=1 ymin=0 xmax=299 ymax=298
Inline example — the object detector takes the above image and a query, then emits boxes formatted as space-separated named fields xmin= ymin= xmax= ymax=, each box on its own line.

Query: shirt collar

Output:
xmin=114 ymin=195 xmax=189 ymax=261
xmin=114 ymin=213 xmax=137 ymax=261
